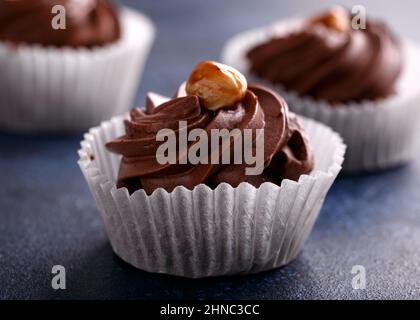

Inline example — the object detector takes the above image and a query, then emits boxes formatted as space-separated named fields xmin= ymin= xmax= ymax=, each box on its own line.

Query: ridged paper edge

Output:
xmin=77 ymin=114 xmax=345 ymax=278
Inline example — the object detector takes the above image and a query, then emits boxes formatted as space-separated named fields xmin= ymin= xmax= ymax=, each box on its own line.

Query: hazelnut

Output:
xmin=186 ymin=61 xmax=247 ymax=111
xmin=310 ymin=6 xmax=351 ymax=33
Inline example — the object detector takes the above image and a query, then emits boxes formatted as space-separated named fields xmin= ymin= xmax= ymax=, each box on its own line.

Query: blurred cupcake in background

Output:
xmin=78 ymin=61 xmax=345 ymax=278
xmin=222 ymin=6 xmax=420 ymax=172
xmin=0 ymin=0 xmax=155 ymax=133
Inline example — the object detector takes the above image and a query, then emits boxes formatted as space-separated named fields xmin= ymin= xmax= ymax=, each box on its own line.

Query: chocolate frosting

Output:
xmin=247 ymin=10 xmax=403 ymax=103
xmin=0 ymin=0 xmax=120 ymax=47
xmin=106 ymin=85 xmax=314 ymax=194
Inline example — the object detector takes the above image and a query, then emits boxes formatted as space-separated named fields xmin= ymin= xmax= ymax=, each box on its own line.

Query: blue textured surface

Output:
xmin=1 ymin=0 xmax=420 ymax=300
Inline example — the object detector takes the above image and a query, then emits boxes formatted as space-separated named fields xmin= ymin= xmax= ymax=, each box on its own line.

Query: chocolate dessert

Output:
xmin=247 ymin=7 xmax=403 ymax=103
xmin=0 ymin=0 xmax=120 ymax=47
xmin=106 ymin=61 xmax=314 ymax=194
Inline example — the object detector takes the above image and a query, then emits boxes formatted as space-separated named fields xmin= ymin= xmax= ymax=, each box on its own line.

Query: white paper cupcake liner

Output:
xmin=77 ymin=114 xmax=345 ymax=278
xmin=0 ymin=8 xmax=155 ymax=133
xmin=221 ymin=22 xmax=420 ymax=173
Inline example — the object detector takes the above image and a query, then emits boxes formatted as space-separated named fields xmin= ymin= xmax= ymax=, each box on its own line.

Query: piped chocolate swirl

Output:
xmin=247 ymin=7 xmax=403 ymax=103
xmin=0 ymin=0 xmax=120 ymax=47
xmin=106 ymin=62 xmax=314 ymax=194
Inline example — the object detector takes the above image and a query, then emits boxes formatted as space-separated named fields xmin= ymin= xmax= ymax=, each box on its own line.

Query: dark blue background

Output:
xmin=0 ymin=0 xmax=419 ymax=299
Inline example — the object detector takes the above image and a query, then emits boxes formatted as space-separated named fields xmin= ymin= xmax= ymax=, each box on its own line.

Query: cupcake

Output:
xmin=222 ymin=6 xmax=420 ymax=172
xmin=78 ymin=61 xmax=345 ymax=278
xmin=0 ymin=0 xmax=154 ymax=133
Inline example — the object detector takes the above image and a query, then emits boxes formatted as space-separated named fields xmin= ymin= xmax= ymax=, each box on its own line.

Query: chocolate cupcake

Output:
xmin=78 ymin=61 xmax=345 ymax=278
xmin=222 ymin=6 xmax=420 ymax=172
xmin=0 ymin=0 xmax=154 ymax=132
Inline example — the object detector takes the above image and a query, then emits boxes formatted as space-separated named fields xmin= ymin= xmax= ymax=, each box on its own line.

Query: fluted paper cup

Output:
xmin=0 ymin=8 xmax=155 ymax=133
xmin=77 ymin=114 xmax=345 ymax=278
xmin=221 ymin=22 xmax=420 ymax=173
